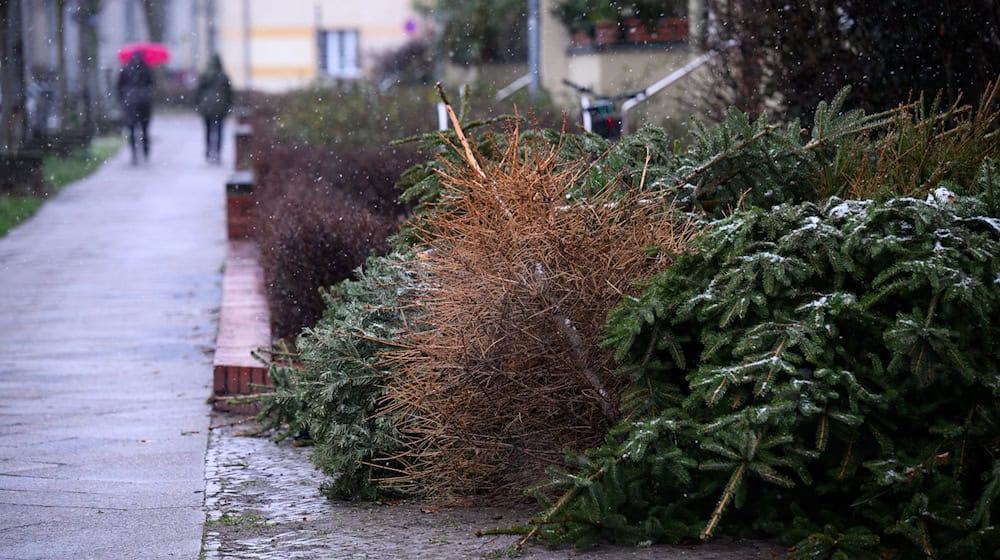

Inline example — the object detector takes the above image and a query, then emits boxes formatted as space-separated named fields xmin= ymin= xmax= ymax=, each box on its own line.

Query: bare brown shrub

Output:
xmin=256 ymin=185 xmax=399 ymax=342
xmin=376 ymin=115 xmax=701 ymax=502
xmin=247 ymin=96 xmax=422 ymax=341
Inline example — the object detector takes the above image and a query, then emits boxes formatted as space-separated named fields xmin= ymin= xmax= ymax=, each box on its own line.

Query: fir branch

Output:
xmin=333 ymin=329 xmax=411 ymax=348
xmin=804 ymin=100 xmax=911 ymax=151
xmin=440 ymin=92 xmax=486 ymax=180
xmin=518 ymin=466 xmax=608 ymax=551
xmin=702 ymin=455 xmax=750 ymax=539
xmin=672 ymin=124 xmax=780 ymax=192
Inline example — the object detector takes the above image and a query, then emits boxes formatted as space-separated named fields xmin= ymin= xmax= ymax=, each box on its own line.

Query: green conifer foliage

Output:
xmin=397 ymin=84 xmax=997 ymax=221
xmin=253 ymin=85 xmax=1000 ymax=555
xmin=535 ymin=195 xmax=1000 ymax=558
xmin=614 ymin=84 xmax=998 ymax=215
xmin=257 ymin=252 xmax=426 ymax=499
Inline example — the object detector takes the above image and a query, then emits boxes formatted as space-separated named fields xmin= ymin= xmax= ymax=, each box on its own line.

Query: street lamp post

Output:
xmin=527 ymin=0 xmax=540 ymax=96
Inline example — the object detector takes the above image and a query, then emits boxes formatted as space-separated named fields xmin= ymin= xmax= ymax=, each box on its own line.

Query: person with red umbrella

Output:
xmin=116 ymin=52 xmax=155 ymax=165
xmin=117 ymin=42 xmax=170 ymax=66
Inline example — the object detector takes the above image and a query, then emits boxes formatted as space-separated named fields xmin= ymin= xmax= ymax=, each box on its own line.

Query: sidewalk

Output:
xmin=0 ymin=113 xmax=230 ymax=559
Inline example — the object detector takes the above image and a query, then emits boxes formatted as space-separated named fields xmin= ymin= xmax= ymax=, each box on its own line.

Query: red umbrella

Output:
xmin=117 ymin=42 xmax=170 ymax=66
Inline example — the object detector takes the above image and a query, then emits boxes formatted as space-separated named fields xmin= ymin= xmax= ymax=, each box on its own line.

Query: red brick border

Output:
xmin=211 ymin=239 xmax=271 ymax=413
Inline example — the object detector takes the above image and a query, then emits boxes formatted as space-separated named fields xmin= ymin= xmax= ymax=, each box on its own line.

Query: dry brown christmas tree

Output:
xmin=376 ymin=109 xmax=700 ymax=502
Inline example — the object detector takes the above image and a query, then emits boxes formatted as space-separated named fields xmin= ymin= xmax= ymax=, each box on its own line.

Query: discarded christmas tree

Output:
xmin=378 ymin=112 xmax=700 ymax=501
xmin=528 ymin=137 xmax=1000 ymax=559
xmin=258 ymin=252 xmax=425 ymax=500
xmin=256 ymin=80 xmax=1000 ymax=559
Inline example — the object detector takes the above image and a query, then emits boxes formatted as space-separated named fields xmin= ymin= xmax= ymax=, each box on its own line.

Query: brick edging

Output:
xmin=211 ymin=239 xmax=271 ymax=413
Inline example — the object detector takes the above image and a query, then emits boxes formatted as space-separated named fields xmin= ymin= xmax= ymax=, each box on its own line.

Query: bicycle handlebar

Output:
xmin=562 ymin=79 xmax=645 ymax=103
xmin=561 ymin=79 xmax=593 ymax=93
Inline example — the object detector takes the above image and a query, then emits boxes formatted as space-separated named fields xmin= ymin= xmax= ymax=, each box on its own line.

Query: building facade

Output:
xmin=11 ymin=0 xmax=424 ymax=137
xmin=214 ymin=0 xmax=426 ymax=92
xmin=11 ymin=0 xmax=705 ymax=138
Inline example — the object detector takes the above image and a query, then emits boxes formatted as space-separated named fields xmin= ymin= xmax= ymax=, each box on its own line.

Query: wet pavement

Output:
xmin=203 ymin=415 xmax=785 ymax=559
xmin=0 ymin=112 xmax=229 ymax=559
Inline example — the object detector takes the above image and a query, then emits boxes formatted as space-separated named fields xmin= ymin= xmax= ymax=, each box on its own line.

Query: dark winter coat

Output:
xmin=195 ymin=56 xmax=234 ymax=119
xmin=117 ymin=53 xmax=154 ymax=125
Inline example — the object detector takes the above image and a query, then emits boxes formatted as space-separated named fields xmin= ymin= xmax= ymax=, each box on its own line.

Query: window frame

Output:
xmin=318 ymin=28 xmax=362 ymax=79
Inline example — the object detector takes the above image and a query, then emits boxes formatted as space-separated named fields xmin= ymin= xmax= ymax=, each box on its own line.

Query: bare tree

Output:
xmin=74 ymin=0 xmax=102 ymax=138
xmin=55 ymin=0 xmax=69 ymax=128
xmin=695 ymin=0 xmax=1000 ymax=124
xmin=140 ymin=0 xmax=164 ymax=43
xmin=1 ymin=0 xmax=30 ymax=154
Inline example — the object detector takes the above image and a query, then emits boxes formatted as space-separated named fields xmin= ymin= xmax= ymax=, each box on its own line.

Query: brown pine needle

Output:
xmin=372 ymin=123 xmax=701 ymax=502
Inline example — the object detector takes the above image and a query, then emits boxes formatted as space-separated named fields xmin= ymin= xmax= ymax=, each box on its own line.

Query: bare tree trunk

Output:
xmin=140 ymin=0 xmax=165 ymax=42
xmin=75 ymin=0 xmax=101 ymax=139
xmin=0 ymin=0 xmax=5 ymax=120
xmin=689 ymin=0 xmax=767 ymax=120
xmin=0 ymin=0 xmax=30 ymax=154
xmin=55 ymin=0 xmax=68 ymax=129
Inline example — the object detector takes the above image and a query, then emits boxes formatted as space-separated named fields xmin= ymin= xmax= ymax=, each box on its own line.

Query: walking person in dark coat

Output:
xmin=117 ymin=52 xmax=155 ymax=165
xmin=195 ymin=55 xmax=234 ymax=164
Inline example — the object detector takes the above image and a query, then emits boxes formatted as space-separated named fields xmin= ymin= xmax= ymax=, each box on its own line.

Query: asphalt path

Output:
xmin=0 ymin=112 xmax=229 ymax=559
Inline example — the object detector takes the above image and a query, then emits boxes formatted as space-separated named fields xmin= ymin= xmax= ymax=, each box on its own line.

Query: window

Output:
xmin=318 ymin=29 xmax=361 ymax=79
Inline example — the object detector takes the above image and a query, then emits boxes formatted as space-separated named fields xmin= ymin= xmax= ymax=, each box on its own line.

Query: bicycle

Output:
xmin=562 ymin=79 xmax=646 ymax=140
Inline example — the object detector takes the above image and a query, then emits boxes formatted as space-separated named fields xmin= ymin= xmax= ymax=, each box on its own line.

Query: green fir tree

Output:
xmin=257 ymin=252 xmax=426 ymax=499
xmin=532 ymin=194 xmax=1000 ymax=559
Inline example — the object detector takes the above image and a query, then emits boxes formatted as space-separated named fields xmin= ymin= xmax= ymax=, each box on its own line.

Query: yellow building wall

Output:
xmin=566 ymin=47 xmax=697 ymax=131
xmin=216 ymin=0 xmax=425 ymax=92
